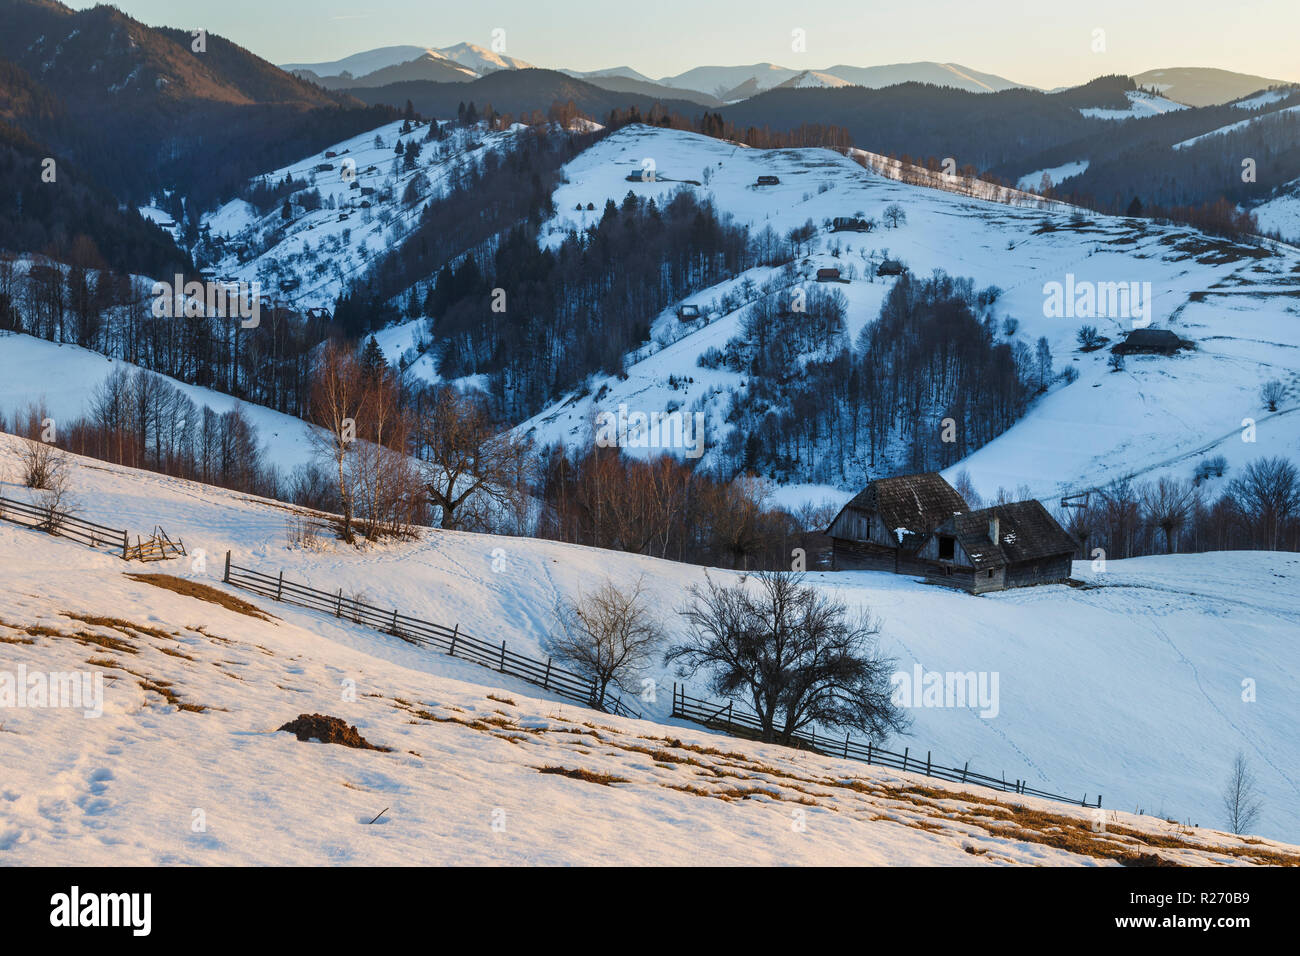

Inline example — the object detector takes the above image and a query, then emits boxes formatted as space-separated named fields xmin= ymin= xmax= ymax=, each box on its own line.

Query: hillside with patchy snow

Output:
xmin=523 ymin=126 xmax=1300 ymax=505
xmin=1 ymin=434 xmax=1297 ymax=850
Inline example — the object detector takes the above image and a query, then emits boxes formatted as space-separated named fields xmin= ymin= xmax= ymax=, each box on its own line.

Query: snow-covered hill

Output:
xmin=1079 ymin=90 xmax=1187 ymax=120
xmin=199 ymin=119 xmax=528 ymax=311
xmin=1 ymin=433 xmax=1298 ymax=848
xmin=527 ymin=125 xmax=1300 ymax=504
xmin=281 ymin=43 xmax=534 ymax=82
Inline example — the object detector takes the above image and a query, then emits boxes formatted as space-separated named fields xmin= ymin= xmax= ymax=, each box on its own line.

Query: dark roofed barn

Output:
xmin=929 ymin=500 xmax=1078 ymax=594
xmin=756 ymin=175 xmax=780 ymax=186
xmin=826 ymin=473 xmax=968 ymax=573
xmin=816 ymin=267 xmax=842 ymax=282
xmin=877 ymin=259 xmax=905 ymax=276
xmin=827 ymin=474 xmax=1078 ymax=593
xmin=1112 ymin=328 xmax=1186 ymax=355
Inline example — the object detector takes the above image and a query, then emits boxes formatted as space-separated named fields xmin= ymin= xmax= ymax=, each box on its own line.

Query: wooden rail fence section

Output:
xmin=0 ymin=493 xmax=185 ymax=561
xmin=671 ymin=684 xmax=1102 ymax=808
xmin=221 ymin=552 xmax=642 ymax=720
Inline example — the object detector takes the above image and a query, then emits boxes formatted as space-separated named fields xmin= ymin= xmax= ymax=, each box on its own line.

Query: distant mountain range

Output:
xmin=286 ymin=46 xmax=1297 ymax=109
xmin=284 ymin=47 xmax=1036 ymax=101
xmin=1132 ymin=67 xmax=1294 ymax=107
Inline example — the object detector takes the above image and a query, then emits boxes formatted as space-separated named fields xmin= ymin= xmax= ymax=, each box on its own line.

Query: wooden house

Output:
xmin=756 ymin=175 xmax=780 ymax=186
xmin=832 ymin=217 xmax=872 ymax=232
xmin=826 ymin=473 xmax=968 ymax=573
xmin=826 ymin=474 xmax=1078 ymax=594
xmin=1111 ymin=328 xmax=1186 ymax=355
xmin=877 ymin=259 xmax=905 ymax=277
xmin=676 ymin=303 xmax=701 ymax=321
xmin=926 ymin=501 xmax=1078 ymax=594
xmin=816 ymin=267 xmax=842 ymax=282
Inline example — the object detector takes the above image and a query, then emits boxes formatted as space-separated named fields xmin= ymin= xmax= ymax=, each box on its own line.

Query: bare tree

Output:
xmin=415 ymin=386 xmax=531 ymax=531
xmin=309 ymin=343 xmax=367 ymax=543
xmin=1227 ymin=456 xmax=1300 ymax=550
xmin=548 ymin=576 xmax=665 ymax=707
xmin=1222 ymin=752 xmax=1263 ymax=835
xmin=16 ymin=439 xmax=75 ymax=533
xmin=883 ymin=203 xmax=906 ymax=229
xmin=1260 ymin=379 xmax=1285 ymax=412
xmin=1140 ymin=477 xmax=1196 ymax=553
xmin=668 ymin=570 xmax=908 ymax=744
xmin=19 ymin=437 xmax=65 ymax=491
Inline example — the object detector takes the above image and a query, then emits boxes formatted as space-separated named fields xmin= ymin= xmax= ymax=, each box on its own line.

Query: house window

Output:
xmin=938 ymin=536 xmax=955 ymax=561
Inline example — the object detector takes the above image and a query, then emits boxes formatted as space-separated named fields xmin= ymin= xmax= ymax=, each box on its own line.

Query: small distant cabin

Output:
xmin=826 ymin=473 xmax=1077 ymax=594
xmin=832 ymin=216 xmax=872 ymax=232
xmin=360 ymin=186 xmax=376 ymax=196
xmin=676 ymin=303 xmax=701 ymax=321
xmin=338 ymin=213 xmax=349 ymax=221
xmin=877 ymin=259 xmax=905 ymax=277
xmin=349 ymin=181 xmax=360 ymax=190
xmin=359 ymin=200 xmax=372 ymax=208
xmin=278 ymin=277 xmax=300 ymax=292
xmin=816 ymin=267 xmax=842 ymax=282
xmin=586 ymin=202 xmax=595 ymax=210
xmin=314 ymin=163 xmax=333 ymax=172
xmin=626 ymin=172 xmax=655 ymax=182
xmin=1111 ymin=328 xmax=1186 ymax=356
xmin=755 ymin=175 xmax=780 ymax=186
xmin=305 ymin=307 xmax=331 ymax=323
xmin=324 ymin=151 xmax=338 ymax=159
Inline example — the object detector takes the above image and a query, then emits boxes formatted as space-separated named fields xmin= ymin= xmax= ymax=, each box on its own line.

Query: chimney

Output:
xmin=988 ymin=515 xmax=1000 ymax=544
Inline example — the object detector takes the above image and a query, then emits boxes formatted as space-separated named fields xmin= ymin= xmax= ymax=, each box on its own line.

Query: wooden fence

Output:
xmin=221 ymin=553 xmax=642 ymax=719
xmin=0 ymin=491 xmax=131 ymax=557
xmin=671 ymin=684 xmax=1102 ymax=809
xmin=124 ymin=526 xmax=187 ymax=562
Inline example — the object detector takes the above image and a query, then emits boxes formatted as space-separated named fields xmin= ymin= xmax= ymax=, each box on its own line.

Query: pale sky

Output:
xmin=68 ymin=0 xmax=1300 ymax=89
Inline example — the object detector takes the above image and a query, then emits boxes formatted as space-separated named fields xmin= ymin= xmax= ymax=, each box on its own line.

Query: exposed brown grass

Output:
xmin=125 ymin=574 xmax=276 ymax=622
xmin=62 ymin=612 xmax=173 ymax=641
xmin=536 ymin=766 xmax=629 ymax=786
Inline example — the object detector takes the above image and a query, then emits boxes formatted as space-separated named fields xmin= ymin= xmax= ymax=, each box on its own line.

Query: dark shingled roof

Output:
xmin=1113 ymin=328 xmax=1185 ymax=354
xmin=937 ymin=499 xmax=1078 ymax=571
xmin=839 ymin=473 xmax=968 ymax=538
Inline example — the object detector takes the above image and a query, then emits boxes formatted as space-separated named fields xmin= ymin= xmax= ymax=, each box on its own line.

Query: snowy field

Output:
xmin=0 ymin=434 xmax=1297 ymax=855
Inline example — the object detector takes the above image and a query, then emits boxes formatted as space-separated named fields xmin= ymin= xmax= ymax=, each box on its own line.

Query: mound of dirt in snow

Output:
xmin=277 ymin=714 xmax=390 ymax=751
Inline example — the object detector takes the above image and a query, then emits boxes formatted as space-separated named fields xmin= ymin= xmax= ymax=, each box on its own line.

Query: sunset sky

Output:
xmin=68 ymin=0 xmax=1300 ymax=89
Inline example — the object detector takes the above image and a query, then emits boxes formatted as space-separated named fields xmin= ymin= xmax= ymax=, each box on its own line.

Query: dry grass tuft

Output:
xmin=537 ymin=766 xmax=629 ymax=786
xmin=125 ymin=574 xmax=276 ymax=622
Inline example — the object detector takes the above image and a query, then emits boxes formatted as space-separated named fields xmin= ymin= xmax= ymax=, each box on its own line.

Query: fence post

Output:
xmin=866 ymin=741 xmax=872 ymax=765
xmin=926 ymin=751 xmax=931 ymax=776
xmin=335 ymin=589 xmax=343 ymax=618
xmin=122 ymin=531 xmax=130 ymax=561
xmin=223 ymin=551 xmax=231 ymax=583
xmin=843 ymin=731 xmax=850 ymax=759
xmin=902 ymin=747 xmax=909 ymax=772
xmin=1097 ymin=795 xmax=1102 ymax=808
xmin=543 ymin=657 xmax=551 ymax=690
xmin=391 ymin=609 xmax=399 ymax=635
xmin=449 ymin=625 xmax=458 ymax=656
xmin=725 ymin=700 xmax=733 ymax=731
xmin=499 ymin=640 xmax=506 ymax=672
xmin=961 ymin=761 xmax=968 ymax=783
xmin=275 ymin=571 xmax=284 ymax=601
